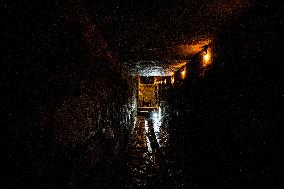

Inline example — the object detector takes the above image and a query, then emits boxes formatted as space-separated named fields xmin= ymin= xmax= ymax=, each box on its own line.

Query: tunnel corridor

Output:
xmin=3 ymin=0 xmax=283 ymax=188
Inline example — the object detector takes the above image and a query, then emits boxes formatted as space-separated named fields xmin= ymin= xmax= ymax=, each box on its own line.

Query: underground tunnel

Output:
xmin=2 ymin=0 xmax=283 ymax=188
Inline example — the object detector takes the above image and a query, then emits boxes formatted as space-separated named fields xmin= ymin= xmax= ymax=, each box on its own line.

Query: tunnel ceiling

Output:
xmin=84 ymin=0 xmax=256 ymax=75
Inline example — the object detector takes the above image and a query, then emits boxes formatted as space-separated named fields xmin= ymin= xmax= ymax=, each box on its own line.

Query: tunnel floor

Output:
xmin=125 ymin=100 xmax=193 ymax=188
xmin=127 ymin=115 xmax=168 ymax=188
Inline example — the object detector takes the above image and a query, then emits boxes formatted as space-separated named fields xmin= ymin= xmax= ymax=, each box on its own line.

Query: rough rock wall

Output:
xmin=3 ymin=0 xmax=136 ymax=188
xmin=165 ymin=1 xmax=283 ymax=188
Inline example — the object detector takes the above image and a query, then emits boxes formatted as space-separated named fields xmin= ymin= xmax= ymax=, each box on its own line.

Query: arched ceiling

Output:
xmin=84 ymin=0 xmax=256 ymax=75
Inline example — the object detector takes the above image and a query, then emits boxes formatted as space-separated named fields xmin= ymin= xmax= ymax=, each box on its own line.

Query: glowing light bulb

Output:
xmin=152 ymin=112 xmax=159 ymax=118
xmin=181 ymin=68 xmax=186 ymax=79
xmin=204 ymin=53 xmax=210 ymax=62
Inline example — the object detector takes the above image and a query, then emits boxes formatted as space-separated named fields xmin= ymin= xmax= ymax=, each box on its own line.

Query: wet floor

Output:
xmin=127 ymin=102 xmax=191 ymax=188
xmin=127 ymin=113 xmax=167 ymax=188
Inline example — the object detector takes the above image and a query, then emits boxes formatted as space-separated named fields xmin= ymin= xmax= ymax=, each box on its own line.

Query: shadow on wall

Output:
xmin=166 ymin=1 xmax=283 ymax=188
xmin=3 ymin=0 xmax=136 ymax=188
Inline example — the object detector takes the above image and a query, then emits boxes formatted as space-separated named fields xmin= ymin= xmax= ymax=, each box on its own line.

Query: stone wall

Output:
xmin=3 ymin=0 xmax=136 ymax=188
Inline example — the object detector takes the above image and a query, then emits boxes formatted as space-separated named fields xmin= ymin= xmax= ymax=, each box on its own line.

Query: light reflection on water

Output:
xmin=128 ymin=104 xmax=170 ymax=187
xmin=144 ymin=119 xmax=152 ymax=153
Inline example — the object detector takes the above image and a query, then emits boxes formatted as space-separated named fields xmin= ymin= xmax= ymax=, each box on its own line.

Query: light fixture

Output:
xmin=181 ymin=68 xmax=186 ymax=79
xmin=203 ymin=53 xmax=210 ymax=62
xmin=152 ymin=112 xmax=159 ymax=118
xmin=203 ymin=45 xmax=210 ymax=63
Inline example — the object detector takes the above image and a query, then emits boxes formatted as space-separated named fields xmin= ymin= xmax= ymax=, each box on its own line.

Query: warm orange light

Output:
xmin=203 ymin=53 xmax=210 ymax=62
xmin=181 ymin=68 xmax=186 ymax=79
xmin=202 ymin=48 xmax=212 ymax=68
xmin=178 ymin=39 xmax=213 ymax=56
xmin=171 ymin=76 xmax=174 ymax=84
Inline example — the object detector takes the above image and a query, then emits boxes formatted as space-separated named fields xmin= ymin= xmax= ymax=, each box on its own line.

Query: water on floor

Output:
xmin=127 ymin=101 xmax=189 ymax=188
